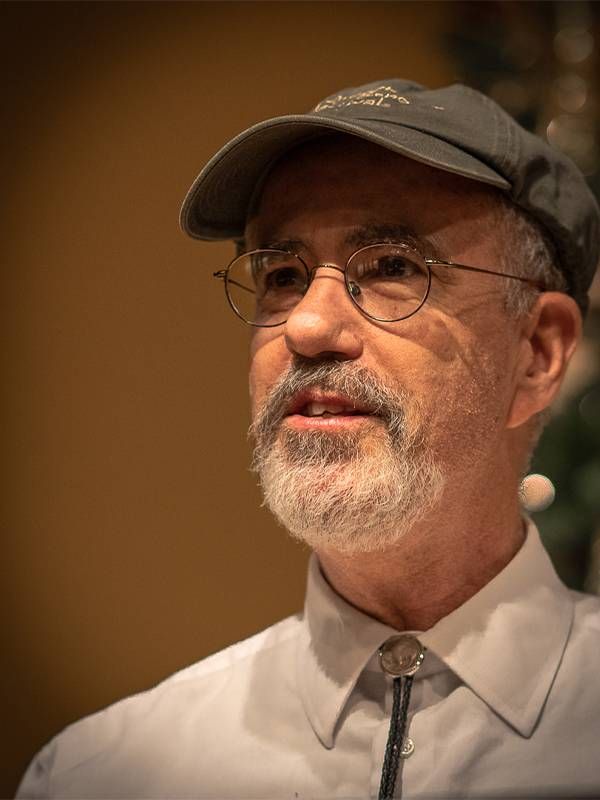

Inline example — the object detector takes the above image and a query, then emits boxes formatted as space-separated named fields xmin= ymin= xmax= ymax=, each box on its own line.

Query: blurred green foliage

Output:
xmin=445 ymin=1 xmax=600 ymax=590
xmin=532 ymin=374 xmax=600 ymax=590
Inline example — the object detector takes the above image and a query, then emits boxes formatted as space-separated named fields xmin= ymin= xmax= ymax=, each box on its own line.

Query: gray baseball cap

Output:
xmin=180 ymin=78 xmax=600 ymax=313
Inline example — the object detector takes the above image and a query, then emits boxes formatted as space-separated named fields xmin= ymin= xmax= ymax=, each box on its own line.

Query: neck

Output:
xmin=315 ymin=489 xmax=526 ymax=632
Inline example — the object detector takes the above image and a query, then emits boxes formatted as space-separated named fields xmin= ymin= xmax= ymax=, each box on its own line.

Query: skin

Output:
xmin=245 ymin=135 xmax=581 ymax=632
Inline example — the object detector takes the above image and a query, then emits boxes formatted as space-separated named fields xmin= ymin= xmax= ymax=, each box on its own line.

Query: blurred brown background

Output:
xmin=2 ymin=2 xmax=599 ymax=796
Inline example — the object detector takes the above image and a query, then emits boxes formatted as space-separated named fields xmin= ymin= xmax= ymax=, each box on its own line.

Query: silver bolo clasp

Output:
xmin=379 ymin=634 xmax=425 ymax=759
xmin=379 ymin=634 xmax=426 ymax=677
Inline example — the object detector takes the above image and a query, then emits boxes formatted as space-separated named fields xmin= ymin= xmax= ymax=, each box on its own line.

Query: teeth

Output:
xmin=304 ymin=401 xmax=353 ymax=417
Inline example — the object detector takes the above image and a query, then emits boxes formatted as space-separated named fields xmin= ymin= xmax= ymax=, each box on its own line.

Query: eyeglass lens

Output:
xmin=225 ymin=244 xmax=430 ymax=325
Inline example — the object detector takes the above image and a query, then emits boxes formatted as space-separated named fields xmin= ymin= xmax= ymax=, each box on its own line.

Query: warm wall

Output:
xmin=1 ymin=3 xmax=454 ymax=794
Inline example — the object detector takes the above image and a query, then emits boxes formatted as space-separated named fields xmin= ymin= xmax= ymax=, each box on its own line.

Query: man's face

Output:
xmin=245 ymin=135 xmax=523 ymax=553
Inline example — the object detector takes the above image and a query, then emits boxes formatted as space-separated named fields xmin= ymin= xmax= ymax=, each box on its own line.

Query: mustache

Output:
xmin=249 ymin=357 xmax=408 ymax=447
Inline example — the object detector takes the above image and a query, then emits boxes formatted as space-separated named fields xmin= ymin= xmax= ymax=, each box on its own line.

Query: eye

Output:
xmin=249 ymin=251 xmax=307 ymax=296
xmin=355 ymin=253 xmax=421 ymax=281
xmin=264 ymin=266 xmax=306 ymax=290
xmin=376 ymin=255 xmax=417 ymax=278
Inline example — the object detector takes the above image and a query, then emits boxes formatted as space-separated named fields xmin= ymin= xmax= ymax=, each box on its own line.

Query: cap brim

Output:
xmin=180 ymin=113 xmax=511 ymax=240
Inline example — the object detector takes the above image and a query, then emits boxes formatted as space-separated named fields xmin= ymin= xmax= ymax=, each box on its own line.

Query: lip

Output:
xmin=283 ymin=389 xmax=377 ymax=431
xmin=286 ymin=390 xmax=374 ymax=417
xmin=285 ymin=413 xmax=375 ymax=431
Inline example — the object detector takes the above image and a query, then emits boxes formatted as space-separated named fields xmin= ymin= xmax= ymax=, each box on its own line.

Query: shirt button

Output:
xmin=379 ymin=634 xmax=425 ymax=677
xmin=400 ymin=737 xmax=415 ymax=758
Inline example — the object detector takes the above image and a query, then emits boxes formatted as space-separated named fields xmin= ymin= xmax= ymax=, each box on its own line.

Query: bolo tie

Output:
xmin=377 ymin=634 xmax=425 ymax=800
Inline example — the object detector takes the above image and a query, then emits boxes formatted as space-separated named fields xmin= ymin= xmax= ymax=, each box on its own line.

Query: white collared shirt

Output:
xmin=17 ymin=521 xmax=600 ymax=799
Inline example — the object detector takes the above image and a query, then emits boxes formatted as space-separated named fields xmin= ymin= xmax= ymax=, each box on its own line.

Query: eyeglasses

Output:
xmin=213 ymin=242 xmax=547 ymax=327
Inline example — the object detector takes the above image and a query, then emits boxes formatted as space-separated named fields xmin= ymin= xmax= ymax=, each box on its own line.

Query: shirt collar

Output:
xmin=296 ymin=520 xmax=574 ymax=748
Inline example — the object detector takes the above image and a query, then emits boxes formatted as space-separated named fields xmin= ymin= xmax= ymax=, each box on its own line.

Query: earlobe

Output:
xmin=506 ymin=292 xmax=582 ymax=429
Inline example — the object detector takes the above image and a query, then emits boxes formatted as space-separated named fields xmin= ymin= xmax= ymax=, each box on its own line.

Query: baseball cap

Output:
xmin=180 ymin=79 xmax=600 ymax=313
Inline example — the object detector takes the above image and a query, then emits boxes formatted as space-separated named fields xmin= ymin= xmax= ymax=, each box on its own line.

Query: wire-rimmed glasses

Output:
xmin=213 ymin=242 xmax=547 ymax=327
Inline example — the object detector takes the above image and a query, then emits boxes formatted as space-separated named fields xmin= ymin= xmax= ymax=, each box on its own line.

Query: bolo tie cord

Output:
xmin=378 ymin=674 xmax=414 ymax=800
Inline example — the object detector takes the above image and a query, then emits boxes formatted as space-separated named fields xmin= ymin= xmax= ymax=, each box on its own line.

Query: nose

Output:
xmin=283 ymin=265 xmax=363 ymax=361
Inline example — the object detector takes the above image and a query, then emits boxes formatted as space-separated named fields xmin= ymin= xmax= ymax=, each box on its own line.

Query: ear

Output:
xmin=506 ymin=292 xmax=582 ymax=429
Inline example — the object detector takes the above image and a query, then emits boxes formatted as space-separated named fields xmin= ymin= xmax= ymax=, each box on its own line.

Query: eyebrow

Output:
xmin=345 ymin=222 xmax=438 ymax=255
xmin=258 ymin=222 xmax=442 ymax=260
xmin=260 ymin=237 xmax=305 ymax=252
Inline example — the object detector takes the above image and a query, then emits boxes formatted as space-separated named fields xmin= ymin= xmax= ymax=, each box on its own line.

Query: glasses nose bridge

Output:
xmin=307 ymin=262 xmax=347 ymax=285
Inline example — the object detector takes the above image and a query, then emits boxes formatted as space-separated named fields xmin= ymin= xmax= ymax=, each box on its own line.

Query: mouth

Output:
xmin=284 ymin=391 xmax=378 ymax=430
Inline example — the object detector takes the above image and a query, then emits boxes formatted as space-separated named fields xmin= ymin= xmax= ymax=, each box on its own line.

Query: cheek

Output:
xmin=249 ymin=332 xmax=288 ymax=417
xmin=378 ymin=314 xmax=514 ymax=445
xmin=434 ymin=348 xmax=514 ymax=452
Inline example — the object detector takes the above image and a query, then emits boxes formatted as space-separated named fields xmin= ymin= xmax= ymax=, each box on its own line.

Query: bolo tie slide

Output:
xmin=377 ymin=635 xmax=425 ymax=800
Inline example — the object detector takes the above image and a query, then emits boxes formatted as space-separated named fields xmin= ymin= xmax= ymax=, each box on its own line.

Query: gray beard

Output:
xmin=250 ymin=359 xmax=444 ymax=554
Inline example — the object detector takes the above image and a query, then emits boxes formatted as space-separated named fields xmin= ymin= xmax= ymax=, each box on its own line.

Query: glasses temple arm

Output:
xmin=428 ymin=260 xmax=546 ymax=290
xmin=213 ymin=271 xmax=256 ymax=295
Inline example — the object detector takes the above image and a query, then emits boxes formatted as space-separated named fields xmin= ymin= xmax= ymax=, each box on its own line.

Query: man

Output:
xmin=18 ymin=80 xmax=600 ymax=799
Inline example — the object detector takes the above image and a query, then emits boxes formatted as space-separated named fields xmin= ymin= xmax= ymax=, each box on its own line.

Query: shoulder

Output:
xmin=17 ymin=613 xmax=303 ymax=797
xmin=568 ymin=587 xmax=600 ymax=636
xmin=158 ymin=611 xmax=303 ymax=689
xmin=553 ymin=588 xmax=600 ymax=697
